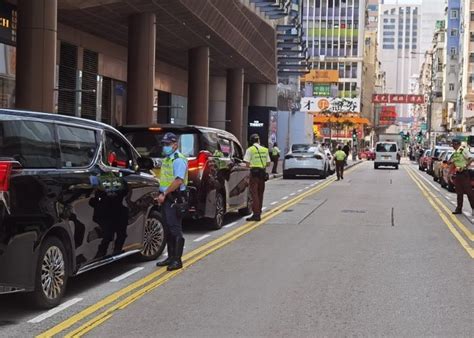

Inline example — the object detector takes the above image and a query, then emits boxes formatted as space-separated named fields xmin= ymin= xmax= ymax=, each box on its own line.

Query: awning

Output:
xmin=313 ymin=116 xmax=371 ymax=125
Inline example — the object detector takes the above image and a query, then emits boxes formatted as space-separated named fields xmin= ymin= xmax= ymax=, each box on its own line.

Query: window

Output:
xmin=104 ymin=132 xmax=132 ymax=169
xmin=450 ymin=47 xmax=457 ymax=56
xmin=470 ymin=53 xmax=474 ymax=63
xmin=470 ymin=32 xmax=474 ymax=42
xmin=383 ymin=38 xmax=394 ymax=42
xmin=383 ymin=25 xmax=395 ymax=29
xmin=217 ymin=138 xmax=231 ymax=158
xmin=471 ymin=11 xmax=474 ymax=21
xmin=231 ymin=142 xmax=244 ymax=160
xmin=376 ymin=143 xmax=397 ymax=152
xmin=449 ymin=83 xmax=455 ymax=91
xmin=58 ymin=125 xmax=97 ymax=168
xmin=450 ymin=9 xmax=458 ymax=19
xmin=383 ymin=31 xmax=395 ymax=36
xmin=0 ymin=120 xmax=57 ymax=168
xmin=450 ymin=29 xmax=458 ymax=37
xmin=383 ymin=44 xmax=394 ymax=49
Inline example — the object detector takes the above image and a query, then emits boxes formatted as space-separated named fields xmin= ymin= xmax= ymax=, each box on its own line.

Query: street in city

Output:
xmin=0 ymin=160 xmax=472 ymax=337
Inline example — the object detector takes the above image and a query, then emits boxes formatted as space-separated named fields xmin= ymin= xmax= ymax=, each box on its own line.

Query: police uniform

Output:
xmin=334 ymin=148 xmax=347 ymax=180
xmin=451 ymin=142 xmax=474 ymax=214
xmin=271 ymin=145 xmax=280 ymax=174
xmin=156 ymin=133 xmax=188 ymax=271
xmin=244 ymin=135 xmax=270 ymax=221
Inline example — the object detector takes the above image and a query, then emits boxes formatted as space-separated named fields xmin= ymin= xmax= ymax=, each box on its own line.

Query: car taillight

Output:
xmin=189 ymin=151 xmax=211 ymax=173
xmin=0 ymin=162 xmax=13 ymax=192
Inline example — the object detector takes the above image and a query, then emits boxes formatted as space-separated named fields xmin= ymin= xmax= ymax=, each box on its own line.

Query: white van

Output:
xmin=374 ymin=142 xmax=399 ymax=169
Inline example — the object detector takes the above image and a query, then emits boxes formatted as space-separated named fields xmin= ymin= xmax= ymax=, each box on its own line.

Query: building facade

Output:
xmin=0 ymin=0 xmax=288 ymax=144
xmin=459 ymin=0 xmax=474 ymax=132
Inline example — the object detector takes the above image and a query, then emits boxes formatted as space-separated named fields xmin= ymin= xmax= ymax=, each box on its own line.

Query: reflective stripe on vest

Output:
xmin=159 ymin=152 xmax=188 ymax=189
xmin=249 ymin=146 xmax=269 ymax=168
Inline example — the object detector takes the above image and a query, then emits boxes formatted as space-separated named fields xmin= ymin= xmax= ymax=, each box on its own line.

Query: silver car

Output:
xmin=283 ymin=144 xmax=330 ymax=179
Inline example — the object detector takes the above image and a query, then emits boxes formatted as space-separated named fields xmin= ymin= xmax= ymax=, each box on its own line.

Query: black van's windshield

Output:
xmin=124 ymin=130 xmax=198 ymax=158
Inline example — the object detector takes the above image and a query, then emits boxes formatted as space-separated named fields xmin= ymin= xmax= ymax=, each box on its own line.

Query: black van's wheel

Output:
xmin=208 ymin=191 xmax=225 ymax=230
xmin=140 ymin=210 xmax=166 ymax=261
xmin=33 ymin=237 xmax=68 ymax=309
xmin=238 ymin=191 xmax=252 ymax=216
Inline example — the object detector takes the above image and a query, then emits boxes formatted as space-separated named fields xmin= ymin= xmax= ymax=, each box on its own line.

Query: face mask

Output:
xmin=163 ymin=145 xmax=174 ymax=156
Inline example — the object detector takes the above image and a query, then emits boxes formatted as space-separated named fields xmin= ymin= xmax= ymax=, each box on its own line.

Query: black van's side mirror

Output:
xmin=137 ymin=157 xmax=155 ymax=171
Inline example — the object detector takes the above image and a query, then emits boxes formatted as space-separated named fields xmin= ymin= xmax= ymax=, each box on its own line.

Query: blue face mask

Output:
xmin=163 ymin=145 xmax=174 ymax=156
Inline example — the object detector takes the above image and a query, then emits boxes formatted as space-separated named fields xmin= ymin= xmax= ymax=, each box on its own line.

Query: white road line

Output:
xmin=463 ymin=211 xmax=471 ymax=217
xmin=297 ymin=189 xmax=303 ymax=193
xmin=270 ymin=201 xmax=278 ymax=205
xmin=303 ymin=187 xmax=309 ymax=190
xmin=281 ymin=196 xmax=289 ymax=200
xmin=224 ymin=221 xmax=238 ymax=228
xmin=415 ymin=171 xmax=441 ymax=192
xmin=450 ymin=201 xmax=456 ymax=205
xmin=262 ymin=207 xmax=268 ymax=211
xmin=110 ymin=267 xmax=144 ymax=283
xmin=28 ymin=298 xmax=83 ymax=323
xmin=290 ymin=193 xmax=296 ymax=196
xmin=194 ymin=234 xmax=211 ymax=242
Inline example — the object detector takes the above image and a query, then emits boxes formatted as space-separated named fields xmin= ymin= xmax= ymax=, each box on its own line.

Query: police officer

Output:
xmin=244 ymin=134 xmax=270 ymax=222
xmin=450 ymin=138 xmax=474 ymax=215
xmin=155 ymin=132 xmax=188 ymax=271
xmin=334 ymin=145 xmax=347 ymax=181
xmin=271 ymin=142 xmax=280 ymax=174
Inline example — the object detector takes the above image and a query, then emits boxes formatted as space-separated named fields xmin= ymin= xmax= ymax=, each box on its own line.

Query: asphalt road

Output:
xmin=1 ymin=160 xmax=473 ymax=337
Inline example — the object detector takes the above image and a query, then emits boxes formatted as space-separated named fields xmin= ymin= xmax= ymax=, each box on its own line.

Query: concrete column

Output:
xmin=226 ymin=68 xmax=244 ymax=142
xmin=187 ymin=46 xmax=209 ymax=126
xmin=126 ymin=13 xmax=156 ymax=125
xmin=249 ymin=83 xmax=277 ymax=107
xmin=16 ymin=0 xmax=57 ymax=113
xmin=242 ymin=83 xmax=250 ymax=148
xmin=209 ymin=76 xmax=226 ymax=130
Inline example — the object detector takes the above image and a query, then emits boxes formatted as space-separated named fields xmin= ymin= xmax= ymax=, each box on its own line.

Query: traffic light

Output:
xmin=352 ymin=128 xmax=357 ymax=141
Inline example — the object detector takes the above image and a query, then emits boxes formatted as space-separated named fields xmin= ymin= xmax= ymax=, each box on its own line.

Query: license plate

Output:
xmin=383 ymin=156 xmax=390 ymax=159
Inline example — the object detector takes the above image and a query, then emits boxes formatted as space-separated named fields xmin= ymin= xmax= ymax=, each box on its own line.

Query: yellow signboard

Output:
xmin=302 ymin=70 xmax=339 ymax=83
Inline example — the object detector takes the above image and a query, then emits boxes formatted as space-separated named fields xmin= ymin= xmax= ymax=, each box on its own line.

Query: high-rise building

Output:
xmin=459 ymin=0 xmax=474 ymax=131
xmin=377 ymin=0 xmax=445 ymax=118
xmin=303 ymin=0 xmax=366 ymax=107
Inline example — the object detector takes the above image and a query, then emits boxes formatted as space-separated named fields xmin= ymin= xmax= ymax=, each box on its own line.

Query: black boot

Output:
xmin=246 ymin=214 xmax=261 ymax=222
xmin=156 ymin=237 xmax=175 ymax=267
xmin=167 ymin=237 xmax=184 ymax=271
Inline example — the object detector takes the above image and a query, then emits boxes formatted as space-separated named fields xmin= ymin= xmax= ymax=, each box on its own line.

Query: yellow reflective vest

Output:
xmin=159 ymin=152 xmax=188 ymax=189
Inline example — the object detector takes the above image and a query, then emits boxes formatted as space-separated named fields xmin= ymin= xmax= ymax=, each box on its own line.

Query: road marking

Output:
xmin=290 ymin=193 xmax=296 ymax=196
xmin=270 ymin=201 xmax=278 ymax=205
xmin=223 ymin=221 xmax=238 ymax=228
xmin=463 ymin=211 xmax=471 ymax=217
xmin=297 ymin=189 xmax=303 ymax=192
xmin=110 ymin=267 xmax=144 ymax=283
xmin=262 ymin=207 xmax=268 ymax=211
xmin=281 ymin=196 xmax=289 ymax=200
xmin=193 ymin=234 xmax=211 ymax=242
xmin=38 ymin=164 xmax=362 ymax=338
xmin=28 ymin=298 xmax=83 ymax=324
xmin=406 ymin=167 xmax=474 ymax=258
xmin=416 ymin=170 xmax=441 ymax=191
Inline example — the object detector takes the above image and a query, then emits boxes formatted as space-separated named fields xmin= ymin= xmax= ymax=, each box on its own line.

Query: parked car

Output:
xmin=440 ymin=153 xmax=456 ymax=191
xmin=0 ymin=110 xmax=163 ymax=308
xmin=427 ymin=145 xmax=452 ymax=175
xmin=418 ymin=149 xmax=431 ymax=171
xmin=374 ymin=142 xmax=399 ymax=169
xmin=121 ymin=125 xmax=251 ymax=230
xmin=359 ymin=147 xmax=375 ymax=161
xmin=433 ymin=150 xmax=452 ymax=182
xmin=283 ymin=144 xmax=330 ymax=179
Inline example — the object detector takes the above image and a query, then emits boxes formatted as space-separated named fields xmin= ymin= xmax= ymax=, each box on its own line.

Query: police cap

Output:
xmin=161 ymin=132 xmax=178 ymax=144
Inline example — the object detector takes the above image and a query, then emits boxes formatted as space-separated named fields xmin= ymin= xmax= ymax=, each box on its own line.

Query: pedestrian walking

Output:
xmin=342 ymin=142 xmax=350 ymax=165
xmin=271 ymin=142 xmax=280 ymax=174
xmin=155 ymin=132 xmax=189 ymax=271
xmin=450 ymin=138 xmax=474 ymax=215
xmin=334 ymin=145 xmax=347 ymax=181
xmin=244 ymin=134 xmax=270 ymax=222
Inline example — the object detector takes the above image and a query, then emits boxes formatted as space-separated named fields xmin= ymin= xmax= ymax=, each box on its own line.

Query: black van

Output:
xmin=121 ymin=125 xmax=251 ymax=229
xmin=0 ymin=110 xmax=163 ymax=308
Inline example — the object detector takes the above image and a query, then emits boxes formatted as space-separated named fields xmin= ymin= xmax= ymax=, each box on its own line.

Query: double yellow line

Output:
xmin=405 ymin=166 xmax=474 ymax=259
xmin=38 ymin=165 xmax=359 ymax=337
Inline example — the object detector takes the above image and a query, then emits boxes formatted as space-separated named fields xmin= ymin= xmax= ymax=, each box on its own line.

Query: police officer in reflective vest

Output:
xmin=155 ymin=132 xmax=188 ymax=271
xmin=244 ymin=134 xmax=270 ymax=221
xmin=450 ymin=138 xmax=474 ymax=215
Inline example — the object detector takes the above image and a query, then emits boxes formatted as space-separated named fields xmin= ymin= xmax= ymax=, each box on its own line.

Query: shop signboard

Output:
xmin=372 ymin=94 xmax=425 ymax=104
xmin=464 ymin=101 xmax=474 ymax=118
xmin=379 ymin=106 xmax=397 ymax=126
xmin=301 ymin=97 xmax=360 ymax=113
xmin=313 ymin=84 xmax=330 ymax=97
xmin=302 ymin=70 xmax=339 ymax=83
xmin=0 ymin=2 xmax=16 ymax=46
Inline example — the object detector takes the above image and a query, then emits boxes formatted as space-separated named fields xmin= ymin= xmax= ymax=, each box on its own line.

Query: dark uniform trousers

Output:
xmin=162 ymin=199 xmax=183 ymax=240
xmin=454 ymin=171 xmax=474 ymax=210
xmin=250 ymin=174 xmax=265 ymax=215
xmin=335 ymin=160 xmax=345 ymax=179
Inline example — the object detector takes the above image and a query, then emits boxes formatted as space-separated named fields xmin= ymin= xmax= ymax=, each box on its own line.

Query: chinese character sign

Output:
xmin=301 ymin=97 xmax=360 ymax=113
xmin=372 ymin=94 xmax=425 ymax=104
